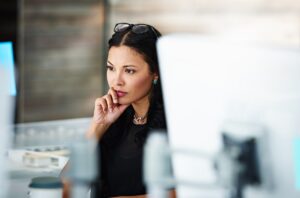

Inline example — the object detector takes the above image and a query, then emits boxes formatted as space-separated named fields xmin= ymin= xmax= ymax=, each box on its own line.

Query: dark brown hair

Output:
xmin=105 ymin=23 xmax=167 ymax=144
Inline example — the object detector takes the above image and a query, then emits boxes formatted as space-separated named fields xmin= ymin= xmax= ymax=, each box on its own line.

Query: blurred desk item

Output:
xmin=7 ymin=117 xmax=92 ymax=198
xmin=13 ymin=118 xmax=91 ymax=148
xmin=7 ymin=150 xmax=63 ymax=198
xmin=8 ymin=147 xmax=68 ymax=170
xmin=28 ymin=176 xmax=63 ymax=198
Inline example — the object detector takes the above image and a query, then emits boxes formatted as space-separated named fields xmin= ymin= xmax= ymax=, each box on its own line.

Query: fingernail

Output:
xmin=109 ymin=108 xmax=113 ymax=112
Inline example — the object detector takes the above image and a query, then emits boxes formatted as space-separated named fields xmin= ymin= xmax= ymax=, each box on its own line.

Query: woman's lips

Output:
xmin=116 ymin=91 xmax=127 ymax=97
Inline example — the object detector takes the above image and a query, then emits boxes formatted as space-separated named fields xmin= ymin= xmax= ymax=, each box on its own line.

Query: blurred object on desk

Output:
xmin=28 ymin=176 xmax=63 ymax=198
xmin=8 ymin=147 xmax=68 ymax=170
xmin=8 ymin=117 xmax=91 ymax=178
xmin=13 ymin=117 xmax=91 ymax=148
xmin=7 ymin=117 xmax=91 ymax=198
xmin=67 ymin=138 xmax=97 ymax=198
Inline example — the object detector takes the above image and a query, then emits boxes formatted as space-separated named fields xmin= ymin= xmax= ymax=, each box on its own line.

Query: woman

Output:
xmin=86 ymin=23 xmax=176 ymax=198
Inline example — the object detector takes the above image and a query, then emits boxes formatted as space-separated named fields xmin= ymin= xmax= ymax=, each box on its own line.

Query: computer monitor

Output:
xmin=0 ymin=41 xmax=17 ymax=96
xmin=0 ymin=41 xmax=15 ymax=198
xmin=157 ymin=35 xmax=300 ymax=198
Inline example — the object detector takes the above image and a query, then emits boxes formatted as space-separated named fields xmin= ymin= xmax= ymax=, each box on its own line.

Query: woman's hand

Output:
xmin=87 ymin=88 xmax=129 ymax=140
xmin=93 ymin=88 xmax=129 ymax=125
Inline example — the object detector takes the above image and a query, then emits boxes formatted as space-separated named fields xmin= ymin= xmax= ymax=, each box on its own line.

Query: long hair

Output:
xmin=94 ymin=23 xmax=167 ymax=197
xmin=103 ymin=23 xmax=167 ymax=146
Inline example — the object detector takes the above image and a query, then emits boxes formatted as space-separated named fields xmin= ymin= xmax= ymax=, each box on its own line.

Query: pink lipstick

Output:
xmin=116 ymin=91 xmax=127 ymax=97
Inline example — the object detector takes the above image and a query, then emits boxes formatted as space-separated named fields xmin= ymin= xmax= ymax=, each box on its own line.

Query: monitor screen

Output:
xmin=157 ymin=35 xmax=300 ymax=198
xmin=0 ymin=41 xmax=15 ymax=198
xmin=0 ymin=42 xmax=16 ymax=96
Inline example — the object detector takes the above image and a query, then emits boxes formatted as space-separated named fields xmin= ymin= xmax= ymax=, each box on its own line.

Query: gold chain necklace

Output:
xmin=133 ymin=114 xmax=147 ymax=124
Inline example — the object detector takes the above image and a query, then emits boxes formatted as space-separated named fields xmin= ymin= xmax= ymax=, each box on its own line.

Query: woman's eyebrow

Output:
xmin=107 ymin=60 xmax=114 ymax=65
xmin=107 ymin=61 xmax=136 ymax=68
xmin=123 ymin=65 xmax=137 ymax=68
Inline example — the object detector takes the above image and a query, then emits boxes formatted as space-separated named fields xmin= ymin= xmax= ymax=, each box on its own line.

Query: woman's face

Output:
xmin=107 ymin=46 xmax=157 ymax=105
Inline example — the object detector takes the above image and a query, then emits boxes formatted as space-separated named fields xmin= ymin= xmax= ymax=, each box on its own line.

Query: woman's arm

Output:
xmin=86 ymin=121 xmax=110 ymax=140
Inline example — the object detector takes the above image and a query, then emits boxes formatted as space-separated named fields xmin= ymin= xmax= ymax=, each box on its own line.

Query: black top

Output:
xmin=92 ymin=104 xmax=167 ymax=198
xmin=103 ymin=123 xmax=147 ymax=196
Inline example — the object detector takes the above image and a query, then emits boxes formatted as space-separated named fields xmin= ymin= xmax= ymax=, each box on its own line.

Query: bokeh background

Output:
xmin=1 ymin=0 xmax=299 ymax=122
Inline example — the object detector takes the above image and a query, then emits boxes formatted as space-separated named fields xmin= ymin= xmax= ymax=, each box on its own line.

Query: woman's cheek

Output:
xmin=134 ymin=77 xmax=152 ymax=92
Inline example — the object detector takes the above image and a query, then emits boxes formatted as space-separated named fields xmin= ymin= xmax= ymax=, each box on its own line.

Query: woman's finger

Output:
xmin=108 ymin=87 xmax=118 ymax=104
xmin=104 ymin=94 xmax=114 ymax=112
xmin=97 ymin=98 xmax=108 ymax=113
xmin=95 ymin=103 xmax=104 ymax=117
xmin=94 ymin=98 xmax=105 ymax=120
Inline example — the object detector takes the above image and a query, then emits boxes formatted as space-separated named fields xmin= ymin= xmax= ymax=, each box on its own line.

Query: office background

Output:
xmin=1 ymin=0 xmax=299 ymax=122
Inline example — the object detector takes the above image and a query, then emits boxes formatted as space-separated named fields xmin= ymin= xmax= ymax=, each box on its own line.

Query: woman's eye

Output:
xmin=125 ymin=69 xmax=135 ymax=74
xmin=106 ymin=65 xmax=114 ymax=71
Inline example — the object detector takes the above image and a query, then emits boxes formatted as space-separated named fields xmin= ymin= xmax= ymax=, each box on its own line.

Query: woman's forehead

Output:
xmin=108 ymin=46 xmax=147 ymax=67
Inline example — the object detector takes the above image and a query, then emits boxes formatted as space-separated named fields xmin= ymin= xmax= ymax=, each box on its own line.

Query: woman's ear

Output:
xmin=153 ymin=74 xmax=159 ymax=85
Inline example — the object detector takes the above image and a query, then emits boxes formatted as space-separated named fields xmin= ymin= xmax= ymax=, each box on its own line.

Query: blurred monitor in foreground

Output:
xmin=0 ymin=41 xmax=16 ymax=125
xmin=0 ymin=42 xmax=15 ymax=198
xmin=157 ymin=35 xmax=300 ymax=198
xmin=0 ymin=42 xmax=17 ymax=96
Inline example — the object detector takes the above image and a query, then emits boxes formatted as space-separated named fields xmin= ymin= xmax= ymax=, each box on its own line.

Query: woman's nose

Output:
xmin=114 ymin=72 xmax=124 ymax=86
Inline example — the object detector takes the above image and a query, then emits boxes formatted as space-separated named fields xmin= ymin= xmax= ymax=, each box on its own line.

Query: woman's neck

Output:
xmin=131 ymin=97 xmax=150 ymax=118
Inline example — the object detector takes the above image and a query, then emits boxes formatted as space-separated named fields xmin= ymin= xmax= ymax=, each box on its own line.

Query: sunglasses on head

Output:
xmin=114 ymin=23 xmax=159 ymax=38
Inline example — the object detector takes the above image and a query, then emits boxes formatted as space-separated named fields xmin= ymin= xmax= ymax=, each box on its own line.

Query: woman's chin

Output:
xmin=117 ymin=99 xmax=132 ymax=105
